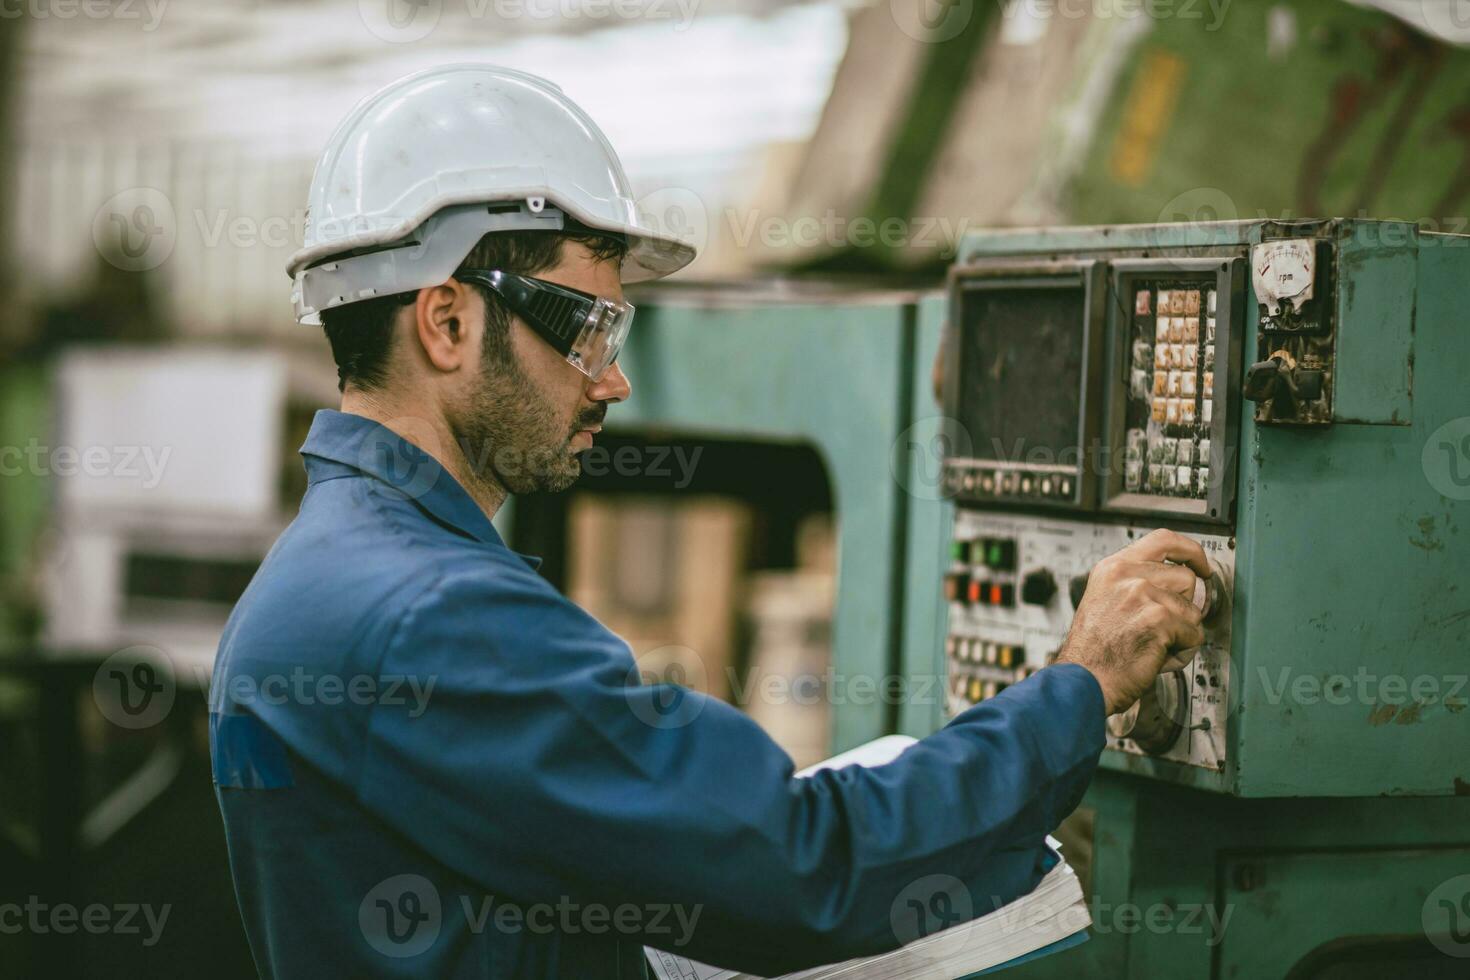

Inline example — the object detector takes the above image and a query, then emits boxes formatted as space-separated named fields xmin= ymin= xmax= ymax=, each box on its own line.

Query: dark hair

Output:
xmin=320 ymin=228 xmax=627 ymax=393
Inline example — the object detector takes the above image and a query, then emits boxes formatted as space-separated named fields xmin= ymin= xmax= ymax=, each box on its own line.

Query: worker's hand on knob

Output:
xmin=1054 ymin=529 xmax=1209 ymax=716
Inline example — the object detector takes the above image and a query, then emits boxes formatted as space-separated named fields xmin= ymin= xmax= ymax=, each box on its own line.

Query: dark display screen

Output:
xmin=957 ymin=284 xmax=1086 ymax=464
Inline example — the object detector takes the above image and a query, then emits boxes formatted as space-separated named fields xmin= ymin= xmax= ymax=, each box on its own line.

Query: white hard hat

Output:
xmin=287 ymin=64 xmax=696 ymax=325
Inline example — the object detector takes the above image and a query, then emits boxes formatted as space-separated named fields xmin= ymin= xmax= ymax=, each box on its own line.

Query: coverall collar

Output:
xmin=299 ymin=409 xmax=540 ymax=568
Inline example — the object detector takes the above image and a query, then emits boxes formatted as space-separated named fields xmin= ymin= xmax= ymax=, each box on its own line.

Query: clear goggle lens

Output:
xmin=567 ymin=297 xmax=634 ymax=381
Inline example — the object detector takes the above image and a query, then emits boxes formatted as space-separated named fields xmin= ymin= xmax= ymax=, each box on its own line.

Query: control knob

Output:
xmin=1107 ymin=671 xmax=1188 ymax=754
xmin=1021 ymin=569 xmax=1058 ymax=606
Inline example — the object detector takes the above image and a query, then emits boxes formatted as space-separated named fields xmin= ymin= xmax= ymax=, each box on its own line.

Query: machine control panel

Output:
xmin=944 ymin=510 xmax=1234 ymax=771
xmin=940 ymin=254 xmax=1245 ymax=773
xmin=935 ymin=219 xmax=1463 ymax=799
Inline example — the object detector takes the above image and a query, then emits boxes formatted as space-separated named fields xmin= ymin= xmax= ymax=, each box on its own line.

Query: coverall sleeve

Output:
xmin=355 ymin=561 xmax=1106 ymax=975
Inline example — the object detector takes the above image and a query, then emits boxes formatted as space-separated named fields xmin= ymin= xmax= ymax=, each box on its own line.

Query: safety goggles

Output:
xmin=455 ymin=268 xmax=634 ymax=382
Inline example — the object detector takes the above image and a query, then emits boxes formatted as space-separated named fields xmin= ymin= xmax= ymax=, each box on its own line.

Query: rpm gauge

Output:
xmin=1251 ymin=239 xmax=1316 ymax=314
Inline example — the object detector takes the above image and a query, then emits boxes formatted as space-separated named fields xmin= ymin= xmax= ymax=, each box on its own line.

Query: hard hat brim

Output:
xmin=289 ymin=199 xmax=694 ymax=325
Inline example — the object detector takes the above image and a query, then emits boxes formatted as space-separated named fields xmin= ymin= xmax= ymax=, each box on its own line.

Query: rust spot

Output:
xmin=1395 ymin=701 xmax=1425 ymax=725
xmin=1410 ymin=515 xmax=1444 ymax=552
xmin=1369 ymin=704 xmax=1398 ymax=725
xmin=1446 ymin=698 xmax=1466 ymax=713
xmin=1455 ymin=777 xmax=1470 ymax=796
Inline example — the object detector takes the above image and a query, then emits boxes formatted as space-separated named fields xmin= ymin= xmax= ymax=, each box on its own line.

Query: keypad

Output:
xmin=1125 ymin=283 xmax=1216 ymax=500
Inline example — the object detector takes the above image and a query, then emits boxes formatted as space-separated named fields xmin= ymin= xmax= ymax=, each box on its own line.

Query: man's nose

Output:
xmin=587 ymin=361 xmax=631 ymax=404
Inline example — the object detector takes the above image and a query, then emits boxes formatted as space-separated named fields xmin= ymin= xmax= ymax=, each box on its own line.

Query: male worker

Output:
xmin=210 ymin=65 xmax=1210 ymax=979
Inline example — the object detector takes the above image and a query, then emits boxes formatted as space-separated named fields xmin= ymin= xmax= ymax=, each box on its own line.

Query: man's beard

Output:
xmin=449 ymin=346 xmax=601 ymax=496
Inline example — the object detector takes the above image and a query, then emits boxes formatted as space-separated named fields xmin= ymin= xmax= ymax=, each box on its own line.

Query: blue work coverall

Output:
xmin=210 ymin=409 xmax=1106 ymax=978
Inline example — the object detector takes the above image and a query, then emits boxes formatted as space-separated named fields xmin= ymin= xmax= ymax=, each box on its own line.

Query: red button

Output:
xmin=968 ymin=580 xmax=983 ymax=604
xmin=989 ymin=584 xmax=1002 ymax=606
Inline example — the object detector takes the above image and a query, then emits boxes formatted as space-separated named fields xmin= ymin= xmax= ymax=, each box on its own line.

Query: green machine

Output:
xmin=610 ymin=216 xmax=1469 ymax=975
xmin=612 ymin=284 xmax=947 ymax=752
xmin=900 ymin=218 xmax=1470 ymax=976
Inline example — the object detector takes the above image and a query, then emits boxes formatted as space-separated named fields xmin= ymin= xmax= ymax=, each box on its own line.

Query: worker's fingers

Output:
xmin=1123 ymin=529 xmax=1212 ymax=580
xmin=1140 ymin=583 xmax=1206 ymax=651
xmin=1119 ymin=559 xmax=1198 ymax=598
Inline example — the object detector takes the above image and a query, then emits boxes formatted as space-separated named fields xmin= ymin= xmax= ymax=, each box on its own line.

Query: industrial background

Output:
xmin=1 ymin=0 xmax=1468 ymax=976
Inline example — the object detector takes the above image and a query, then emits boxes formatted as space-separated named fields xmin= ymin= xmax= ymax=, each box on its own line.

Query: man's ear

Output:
xmin=411 ymin=280 xmax=477 ymax=374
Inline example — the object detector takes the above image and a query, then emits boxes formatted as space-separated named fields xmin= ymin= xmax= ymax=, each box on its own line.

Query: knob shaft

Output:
xmin=1068 ymin=573 xmax=1089 ymax=609
xmin=1203 ymin=559 xmax=1231 ymax=626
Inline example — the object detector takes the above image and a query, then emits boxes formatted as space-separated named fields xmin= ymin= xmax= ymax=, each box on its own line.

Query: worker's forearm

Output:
xmin=662 ymin=664 xmax=1106 ymax=974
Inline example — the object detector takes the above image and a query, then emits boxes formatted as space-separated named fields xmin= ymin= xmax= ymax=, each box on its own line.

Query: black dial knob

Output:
xmin=1021 ymin=569 xmax=1058 ymax=606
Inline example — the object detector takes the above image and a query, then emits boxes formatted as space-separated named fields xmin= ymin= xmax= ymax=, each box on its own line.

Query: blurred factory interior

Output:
xmin=1 ymin=0 xmax=1469 ymax=976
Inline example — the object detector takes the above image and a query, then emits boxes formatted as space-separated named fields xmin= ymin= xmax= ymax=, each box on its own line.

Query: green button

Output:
xmin=951 ymin=540 xmax=966 ymax=561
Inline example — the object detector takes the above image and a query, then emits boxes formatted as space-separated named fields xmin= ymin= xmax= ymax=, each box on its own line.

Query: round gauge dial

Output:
xmin=1252 ymin=239 xmax=1315 ymax=307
